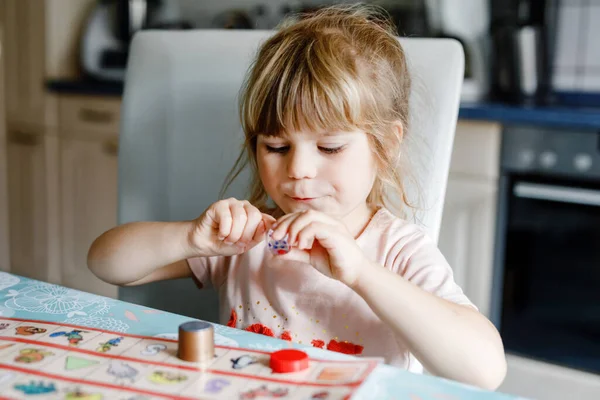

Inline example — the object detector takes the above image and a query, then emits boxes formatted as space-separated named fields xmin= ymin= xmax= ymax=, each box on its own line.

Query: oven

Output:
xmin=492 ymin=126 xmax=600 ymax=399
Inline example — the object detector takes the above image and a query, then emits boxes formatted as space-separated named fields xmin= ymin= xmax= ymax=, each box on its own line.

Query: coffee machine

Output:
xmin=81 ymin=0 xmax=192 ymax=82
xmin=490 ymin=0 xmax=559 ymax=104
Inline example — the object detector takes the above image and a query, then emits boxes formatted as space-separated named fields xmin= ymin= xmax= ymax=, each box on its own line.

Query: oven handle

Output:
xmin=514 ymin=182 xmax=600 ymax=207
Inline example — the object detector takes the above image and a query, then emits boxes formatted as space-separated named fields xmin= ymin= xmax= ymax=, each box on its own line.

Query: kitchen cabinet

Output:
xmin=1 ymin=0 xmax=49 ymax=128
xmin=438 ymin=121 xmax=502 ymax=317
xmin=60 ymin=136 xmax=118 ymax=298
xmin=1 ymin=1 xmax=119 ymax=297
xmin=6 ymin=129 xmax=61 ymax=284
xmin=439 ymin=176 xmax=497 ymax=317
xmin=1 ymin=1 xmax=62 ymax=280
xmin=0 ymin=24 xmax=9 ymax=271
xmin=58 ymin=95 xmax=121 ymax=299
xmin=6 ymin=96 xmax=121 ymax=297
xmin=1 ymin=0 xmax=95 ymax=129
xmin=57 ymin=95 xmax=121 ymax=298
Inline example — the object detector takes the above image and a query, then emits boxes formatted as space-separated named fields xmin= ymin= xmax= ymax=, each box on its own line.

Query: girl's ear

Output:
xmin=392 ymin=120 xmax=404 ymax=142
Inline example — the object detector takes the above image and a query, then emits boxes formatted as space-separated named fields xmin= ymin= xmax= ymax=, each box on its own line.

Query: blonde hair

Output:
xmin=223 ymin=4 xmax=412 ymax=216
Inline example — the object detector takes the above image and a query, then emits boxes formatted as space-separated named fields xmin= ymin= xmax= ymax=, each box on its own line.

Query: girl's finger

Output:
xmin=270 ymin=212 xmax=299 ymax=240
xmin=286 ymin=212 xmax=317 ymax=248
xmin=297 ymin=226 xmax=316 ymax=250
xmin=297 ymin=221 xmax=327 ymax=250
xmin=225 ymin=203 xmax=247 ymax=243
xmin=252 ymin=214 xmax=276 ymax=246
xmin=213 ymin=201 xmax=233 ymax=240
xmin=262 ymin=213 xmax=277 ymax=227
xmin=251 ymin=219 xmax=267 ymax=243
xmin=239 ymin=204 xmax=263 ymax=244
xmin=298 ymin=221 xmax=335 ymax=251
xmin=286 ymin=210 xmax=332 ymax=247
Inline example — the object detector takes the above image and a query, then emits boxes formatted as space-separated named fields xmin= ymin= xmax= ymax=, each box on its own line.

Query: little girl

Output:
xmin=88 ymin=4 xmax=506 ymax=390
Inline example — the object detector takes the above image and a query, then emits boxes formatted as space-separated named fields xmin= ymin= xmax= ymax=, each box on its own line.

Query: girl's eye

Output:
xmin=265 ymin=145 xmax=289 ymax=154
xmin=319 ymin=146 xmax=345 ymax=154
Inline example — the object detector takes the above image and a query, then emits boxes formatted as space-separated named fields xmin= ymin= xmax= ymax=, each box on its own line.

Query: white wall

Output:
xmin=553 ymin=0 xmax=600 ymax=92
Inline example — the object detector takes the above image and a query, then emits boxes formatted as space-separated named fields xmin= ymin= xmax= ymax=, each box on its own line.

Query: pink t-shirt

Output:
xmin=187 ymin=208 xmax=474 ymax=372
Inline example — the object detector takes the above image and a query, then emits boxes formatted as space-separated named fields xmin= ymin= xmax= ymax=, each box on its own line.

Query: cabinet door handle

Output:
xmin=102 ymin=139 xmax=119 ymax=156
xmin=78 ymin=108 xmax=114 ymax=124
xmin=8 ymin=130 xmax=39 ymax=146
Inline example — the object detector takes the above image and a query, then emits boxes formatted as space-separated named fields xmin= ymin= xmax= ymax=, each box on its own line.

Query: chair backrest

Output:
xmin=117 ymin=30 xmax=464 ymax=321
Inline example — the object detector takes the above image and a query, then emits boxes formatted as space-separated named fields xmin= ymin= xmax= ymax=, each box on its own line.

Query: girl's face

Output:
xmin=256 ymin=129 xmax=377 ymax=231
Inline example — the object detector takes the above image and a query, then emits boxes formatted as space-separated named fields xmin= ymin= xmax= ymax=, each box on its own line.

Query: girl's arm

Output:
xmin=268 ymin=210 xmax=505 ymax=389
xmin=87 ymin=198 xmax=276 ymax=287
xmin=352 ymin=263 xmax=506 ymax=390
xmin=87 ymin=221 xmax=198 ymax=286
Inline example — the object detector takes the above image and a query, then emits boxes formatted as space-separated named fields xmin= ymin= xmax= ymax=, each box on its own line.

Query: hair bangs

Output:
xmin=244 ymin=36 xmax=368 ymax=138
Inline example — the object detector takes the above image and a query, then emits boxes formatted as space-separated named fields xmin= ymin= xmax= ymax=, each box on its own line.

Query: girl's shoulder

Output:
xmin=359 ymin=207 xmax=439 ymax=257
xmin=364 ymin=208 xmax=449 ymax=276
xmin=365 ymin=207 xmax=428 ymax=238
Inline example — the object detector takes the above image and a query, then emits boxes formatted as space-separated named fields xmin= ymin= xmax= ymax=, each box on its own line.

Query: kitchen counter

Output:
xmin=459 ymin=102 xmax=600 ymax=130
xmin=47 ymin=79 xmax=600 ymax=130
xmin=47 ymin=79 xmax=123 ymax=97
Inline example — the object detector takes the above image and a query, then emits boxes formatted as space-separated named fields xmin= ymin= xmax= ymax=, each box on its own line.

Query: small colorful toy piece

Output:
xmin=177 ymin=320 xmax=214 ymax=363
xmin=270 ymin=349 xmax=310 ymax=373
xmin=266 ymin=229 xmax=290 ymax=255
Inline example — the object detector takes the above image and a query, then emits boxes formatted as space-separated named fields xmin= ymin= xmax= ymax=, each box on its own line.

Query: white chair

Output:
xmin=117 ymin=30 xmax=464 ymax=321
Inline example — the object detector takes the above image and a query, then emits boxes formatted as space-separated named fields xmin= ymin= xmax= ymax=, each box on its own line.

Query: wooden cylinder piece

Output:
xmin=177 ymin=321 xmax=214 ymax=363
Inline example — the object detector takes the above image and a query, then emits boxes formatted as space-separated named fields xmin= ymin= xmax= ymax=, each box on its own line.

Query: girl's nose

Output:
xmin=287 ymin=148 xmax=317 ymax=180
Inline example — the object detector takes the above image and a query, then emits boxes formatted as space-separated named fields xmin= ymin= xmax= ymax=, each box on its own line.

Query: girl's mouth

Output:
xmin=291 ymin=197 xmax=316 ymax=202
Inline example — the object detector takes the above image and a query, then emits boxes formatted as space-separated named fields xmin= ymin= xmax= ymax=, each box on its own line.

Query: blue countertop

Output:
xmin=459 ymin=102 xmax=600 ymax=130
xmin=47 ymin=79 xmax=600 ymax=130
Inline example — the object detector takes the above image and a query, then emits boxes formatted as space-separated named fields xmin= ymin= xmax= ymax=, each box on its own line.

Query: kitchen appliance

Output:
xmin=492 ymin=126 xmax=600 ymax=398
xmin=490 ymin=0 xmax=559 ymax=104
xmin=374 ymin=0 xmax=490 ymax=102
xmin=81 ymin=0 xmax=191 ymax=82
xmin=425 ymin=0 xmax=491 ymax=102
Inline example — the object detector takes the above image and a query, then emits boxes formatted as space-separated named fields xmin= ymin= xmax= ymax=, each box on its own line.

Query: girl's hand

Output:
xmin=190 ymin=198 xmax=276 ymax=257
xmin=270 ymin=210 xmax=368 ymax=287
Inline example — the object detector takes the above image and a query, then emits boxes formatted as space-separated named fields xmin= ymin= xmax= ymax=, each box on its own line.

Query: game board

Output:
xmin=0 ymin=317 xmax=379 ymax=399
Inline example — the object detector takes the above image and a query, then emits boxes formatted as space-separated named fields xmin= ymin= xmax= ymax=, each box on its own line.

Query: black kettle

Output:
xmin=490 ymin=24 xmax=552 ymax=105
xmin=490 ymin=0 xmax=558 ymax=105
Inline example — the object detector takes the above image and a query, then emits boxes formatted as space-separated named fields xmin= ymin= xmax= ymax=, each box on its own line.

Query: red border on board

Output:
xmin=0 ymin=317 xmax=379 ymax=389
xmin=0 ymin=364 xmax=196 ymax=399
xmin=0 ymin=316 xmax=376 ymax=363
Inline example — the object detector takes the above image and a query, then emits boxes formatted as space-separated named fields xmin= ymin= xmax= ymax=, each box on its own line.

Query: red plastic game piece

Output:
xmin=269 ymin=349 xmax=309 ymax=373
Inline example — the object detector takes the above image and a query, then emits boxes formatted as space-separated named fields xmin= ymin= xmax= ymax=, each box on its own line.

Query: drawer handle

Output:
xmin=78 ymin=108 xmax=114 ymax=124
xmin=8 ymin=130 xmax=39 ymax=146
xmin=102 ymin=139 xmax=119 ymax=156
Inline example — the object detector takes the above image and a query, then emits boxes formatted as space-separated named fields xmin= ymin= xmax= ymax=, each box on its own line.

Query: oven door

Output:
xmin=497 ymin=176 xmax=600 ymax=375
